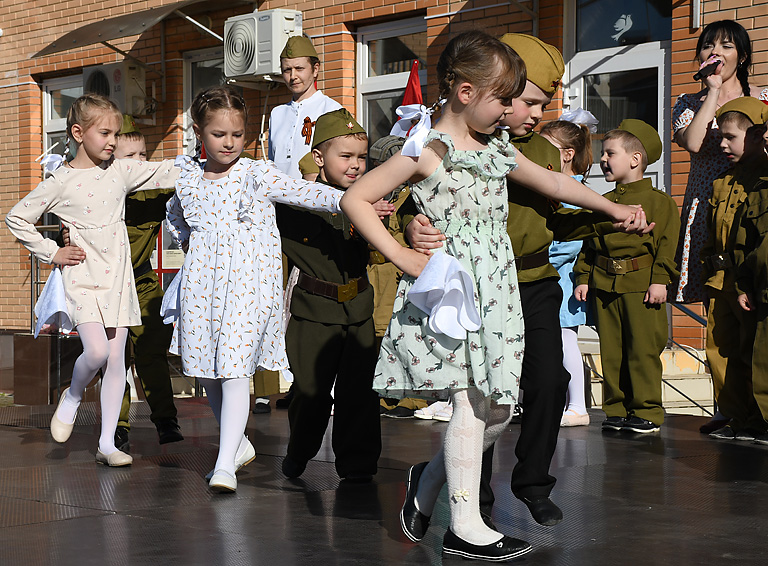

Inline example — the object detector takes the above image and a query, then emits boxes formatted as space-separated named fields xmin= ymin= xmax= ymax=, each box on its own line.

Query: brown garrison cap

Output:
xmin=618 ymin=119 xmax=662 ymax=165
xmin=312 ymin=108 xmax=366 ymax=149
xmin=280 ymin=35 xmax=318 ymax=59
xmin=716 ymin=96 xmax=768 ymax=125
xmin=369 ymin=135 xmax=404 ymax=164
xmin=120 ymin=114 xmax=139 ymax=134
xmin=499 ymin=33 xmax=564 ymax=95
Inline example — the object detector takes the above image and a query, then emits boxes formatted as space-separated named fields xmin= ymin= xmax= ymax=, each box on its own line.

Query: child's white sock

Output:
xmin=97 ymin=328 xmax=129 ymax=455
xmin=206 ymin=378 xmax=250 ymax=476
xmin=562 ymin=327 xmax=587 ymax=414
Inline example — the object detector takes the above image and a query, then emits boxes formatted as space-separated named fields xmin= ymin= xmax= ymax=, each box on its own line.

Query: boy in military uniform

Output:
xmin=732 ymin=105 xmax=768 ymax=445
xmin=574 ymin=120 xmax=680 ymax=434
xmin=277 ymin=108 xmax=381 ymax=482
xmin=704 ymin=98 xmax=768 ymax=441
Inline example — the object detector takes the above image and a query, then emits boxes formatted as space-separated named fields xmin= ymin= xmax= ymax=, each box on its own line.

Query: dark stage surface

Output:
xmin=0 ymin=399 xmax=765 ymax=565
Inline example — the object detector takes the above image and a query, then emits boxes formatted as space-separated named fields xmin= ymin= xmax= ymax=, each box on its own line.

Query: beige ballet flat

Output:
xmin=50 ymin=387 xmax=78 ymax=443
xmin=209 ymin=470 xmax=237 ymax=493
xmin=95 ymin=449 xmax=133 ymax=467
xmin=560 ymin=410 xmax=590 ymax=427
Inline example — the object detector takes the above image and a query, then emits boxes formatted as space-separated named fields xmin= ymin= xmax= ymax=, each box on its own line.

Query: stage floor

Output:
xmin=0 ymin=398 xmax=765 ymax=565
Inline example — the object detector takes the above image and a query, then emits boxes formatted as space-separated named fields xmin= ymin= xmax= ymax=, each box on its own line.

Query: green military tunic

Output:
xmin=574 ymin=178 xmax=680 ymax=425
xmin=702 ymin=165 xmax=765 ymax=430
xmin=733 ymin=175 xmax=768 ymax=427
xmin=276 ymin=180 xmax=381 ymax=477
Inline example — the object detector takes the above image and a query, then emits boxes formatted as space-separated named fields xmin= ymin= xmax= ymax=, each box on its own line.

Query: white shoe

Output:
xmin=560 ymin=410 xmax=590 ymax=427
xmin=433 ymin=404 xmax=454 ymax=422
xmin=205 ymin=437 xmax=256 ymax=481
xmin=414 ymin=401 xmax=449 ymax=420
xmin=50 ymin=387 xmax=78 ymax=443
xmin=95 ymin=449 xmax=133 ymax=467
xmin=209 ymin=469 xmax=237 ymax=493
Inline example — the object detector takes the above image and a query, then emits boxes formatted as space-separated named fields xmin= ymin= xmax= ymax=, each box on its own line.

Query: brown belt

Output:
xmin=515 ymin=247 xmax=550 ymax=271
xmin=704 ymin=252 xmax=733 ymax=272
xmin=594 ymin=253 xmax=653 ymax=275
xmin=297 ymin=272 xmax=369 ymax=302
xmin=368 ymin=250 xmax=387 ymax=265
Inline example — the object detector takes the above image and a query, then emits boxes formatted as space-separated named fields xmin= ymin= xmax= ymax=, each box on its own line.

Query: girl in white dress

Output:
xmin=6 ymin=95 xmax=178 ymax=466
xmin=341 ymin=31 xmax=649 ymax=561
xmin=165 ymin=86 xmax=344 ymax=492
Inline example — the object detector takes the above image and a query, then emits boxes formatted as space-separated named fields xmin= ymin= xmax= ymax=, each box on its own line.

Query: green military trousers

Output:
xmin=749 ymin=304 xmax=768 ymax=429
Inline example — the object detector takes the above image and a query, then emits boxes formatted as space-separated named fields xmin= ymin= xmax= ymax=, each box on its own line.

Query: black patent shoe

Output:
xmin=443 ymin=529 xmax=532 ymax=562
xmin=401 ymin=462 xmax=431 ymax=542
xmin=156 ymin=418 xmax=184 ymax=445
xmin=114 ymin=426 xmax=130 ymax=452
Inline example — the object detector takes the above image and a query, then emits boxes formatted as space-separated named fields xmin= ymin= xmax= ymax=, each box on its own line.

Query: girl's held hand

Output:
xmin=52 ymin=246 xmax=86 ymax=266
xmin=393 ymin=247 xmax=430 ymax=278
xmin=574 ymin=284 xmax=589 ymax=302
xmin=373 ymin=199 xmax=395 ymax=219
xmin=644 ymin=283 xmax=668 ymax=305
xmin=406 ymin=214 xmax=445 ymax=255
xmin=611 ymin=205 xmax=655 ymax=235
xmin=738 ymin=292 xmax=754 ymax=312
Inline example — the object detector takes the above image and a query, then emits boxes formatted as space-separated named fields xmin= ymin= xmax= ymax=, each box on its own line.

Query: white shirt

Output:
xmin=268 ymin=89 xmax=342 ymax=179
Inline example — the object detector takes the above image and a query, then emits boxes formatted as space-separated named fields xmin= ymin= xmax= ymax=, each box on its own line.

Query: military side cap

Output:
xmin=280 ymin=35 xmax=318 ymax=59
xmin=369 ymin=135 xmax=404 ymax=163
xmin=618 ymin=119 xmax=662 ymax=165
xmin=312 ymin=108 xmax=366 ymax=149
xmin=298 ymin=151 xmax=320 ymax=176
xmin=716 ymin=96 xmax=768 ymax=125
xmin=120 ymin=114 xmax=139 ymax=135
xmin=499 ymin=33 xmax=564 ymax=95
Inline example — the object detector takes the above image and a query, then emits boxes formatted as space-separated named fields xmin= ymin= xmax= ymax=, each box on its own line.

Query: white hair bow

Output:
xmin=559 ymin=107 xmax=599 ymax=133
xmin=390 ymin=101 xmax=444 ymax=158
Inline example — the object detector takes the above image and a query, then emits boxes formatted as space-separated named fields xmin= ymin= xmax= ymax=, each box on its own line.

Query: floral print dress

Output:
xmin=374 ymin=130 xmax=524 ymax=405
xmin=166 ymin=156 xmax=342 ymax=380
xmin=671 ymin=88 xmax=768 ymax=303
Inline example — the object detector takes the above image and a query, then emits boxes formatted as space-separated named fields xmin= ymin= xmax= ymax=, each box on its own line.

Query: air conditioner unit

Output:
xmin=82 ymin=62 xmax=146 ymax=115
xmin=224 ymin=9 xmax=302 ymax=80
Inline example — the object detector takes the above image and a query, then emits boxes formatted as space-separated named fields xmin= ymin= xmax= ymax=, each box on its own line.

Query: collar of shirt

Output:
xmin=615 ymin=177 xmax=653 ymax=194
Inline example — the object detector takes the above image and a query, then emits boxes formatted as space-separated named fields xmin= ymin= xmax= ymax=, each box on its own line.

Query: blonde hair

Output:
xmin=539 ymin=120 xmax=593 ymax=179
xmin=435 ymin=31 xmax=526 ymax=108
xmin=66 ymin=94 xmax=122 ymax=139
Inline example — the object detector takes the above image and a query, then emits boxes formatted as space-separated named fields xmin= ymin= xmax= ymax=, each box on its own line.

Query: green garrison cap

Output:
xmin=280 ymin=35 xmax=318 ymax=59
xmin=120 ymin=114 xmax=139 ymax=135
xmin=312 ymin=108 xmax=367 ymax=149
xmin=298 ymin=151 xmax=320 ymax=176
xmin=499 ymin=33 xmax=564 ymax=95
xmin=619 ymin=119 xmax=662 ymax=165
xmin=716 ymin=96 xmax=768 ymax=125
xmin=369 ymin=135 xmax=404 ymax=164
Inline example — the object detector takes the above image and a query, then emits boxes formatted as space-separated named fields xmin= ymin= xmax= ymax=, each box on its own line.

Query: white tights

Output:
xmin=562 ymin=327 xmax=587 ymax=415
xmin=414 ymin=388 xmax=512 ymax=545
xmin=57 ymin=323 xmax=128 ymax=455
xmin=199 ymin=377 xmax=251 ymax=476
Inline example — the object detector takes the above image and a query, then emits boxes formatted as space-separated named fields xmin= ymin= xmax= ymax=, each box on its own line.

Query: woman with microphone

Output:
xmin=672 ymin=19 xmax=767 ymax=433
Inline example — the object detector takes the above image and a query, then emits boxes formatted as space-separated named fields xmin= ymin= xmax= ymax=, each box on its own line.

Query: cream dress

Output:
xmin=6 ymin=160 xmax=178 ymax=328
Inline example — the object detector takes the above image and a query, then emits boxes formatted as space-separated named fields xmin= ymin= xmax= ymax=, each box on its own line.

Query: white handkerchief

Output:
xmin=408 ymin=251 xmax=481 ymax=340
xmin=34 ymin=267 xmax=73 ymax=338
xmin=161 ymin=267 xmax=183 ymax=325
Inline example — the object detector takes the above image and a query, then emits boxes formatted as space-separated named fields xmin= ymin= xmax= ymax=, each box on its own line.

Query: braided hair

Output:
xmin=695 ymin=20 xmax=752 ymax=97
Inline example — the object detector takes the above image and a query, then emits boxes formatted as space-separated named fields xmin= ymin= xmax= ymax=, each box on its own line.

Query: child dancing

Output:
xmin=165 ymin=86 xmax=344 ymax=492
xmin=341 ymin=31 xmax=647 ymax=561
xmin=5 ymin=94 xmax=178 ymax=466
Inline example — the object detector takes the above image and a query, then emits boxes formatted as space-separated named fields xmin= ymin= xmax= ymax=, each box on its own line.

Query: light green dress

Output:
xmin=374 ymin=130 xmax=524 ymax=405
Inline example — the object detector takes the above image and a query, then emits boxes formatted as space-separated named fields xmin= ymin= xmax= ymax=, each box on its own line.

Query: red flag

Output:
xmin=402 ymin=60 xmax=422 ymax=106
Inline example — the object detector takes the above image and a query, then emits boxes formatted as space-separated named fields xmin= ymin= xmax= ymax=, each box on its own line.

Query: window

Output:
xmin=576 ymin=0 xmax=672 ymax=52
xmin=183 ymin=47 xmax=226 ymax=155
xmin=357 ymin=17 xmax=427 ymax=144
xmin=43 ymin=76 xmax=83 ymax=162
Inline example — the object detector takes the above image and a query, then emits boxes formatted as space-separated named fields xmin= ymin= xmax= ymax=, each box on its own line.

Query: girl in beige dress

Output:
xmin=6 ymin=95 xmax=178 ymax=466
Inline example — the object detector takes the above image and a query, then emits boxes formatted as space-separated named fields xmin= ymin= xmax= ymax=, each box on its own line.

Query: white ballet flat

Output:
xmin=205 ymin=437 xmax=256 ymax=481
xmin=95 ymin=449 xmax=133 ymax=467
xmin=209 ymin=469 xmax=237 ymax=493
xmin=50 ymin=387 xmax=78 ymax=443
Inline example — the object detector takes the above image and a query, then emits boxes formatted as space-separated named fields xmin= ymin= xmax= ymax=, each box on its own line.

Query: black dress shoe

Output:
xmin=156 ymin=418 xmax=184 ymax=445
xmin=384 ymin=406 xmax=416 ymax=419
xmin=340 ymin=472 xmax=373 ymax=483
xmin=282 ymin=455 xmax=307 ymax=479
xmin=481 ymin=510 xmax=497 ymax=531
xmin=252 ymin=397 xmax=271 ymax=414
xmin=275 ymin=387 xmax=294 ymax=410
xmin=443 ymin=529 xmax=532 ymax=561
xmin=400 ymin=462 xmax=431 ymax=542
xmin=114 ymin=426 xmax=130 ymax=452
xmin=519 ymin=496 xmax=562 ymax=526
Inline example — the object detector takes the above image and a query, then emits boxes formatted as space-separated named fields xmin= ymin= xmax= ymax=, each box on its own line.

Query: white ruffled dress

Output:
xmin=166 ymin=156 xmax=342 ymax=380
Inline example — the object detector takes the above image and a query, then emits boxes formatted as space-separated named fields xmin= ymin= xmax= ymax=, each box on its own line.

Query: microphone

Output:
xmin=693 ymin=60 xmax=721 ymax=81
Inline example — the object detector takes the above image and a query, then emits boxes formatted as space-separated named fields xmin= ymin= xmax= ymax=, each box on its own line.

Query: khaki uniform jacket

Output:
xmin=734 ymin=177 xmax=768 ymax=303
xmin=574 ymin=178 xmax=680 ymax=293
xmin=702 ymin=164 xmax=768 ymax=292
xmin=125 ymin=188 xmax=175 ymax=270
xmin=277 ymin=180 xmax=373 ymax=325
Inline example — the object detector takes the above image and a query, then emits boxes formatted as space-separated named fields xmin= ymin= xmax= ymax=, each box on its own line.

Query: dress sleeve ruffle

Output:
xmin=672 ymin=93 xmax=696 ymax=134
xmin=424 ymin=129 xmax=517 ymax=179
xmin=173 ymin=155 xmax=204 ymax=212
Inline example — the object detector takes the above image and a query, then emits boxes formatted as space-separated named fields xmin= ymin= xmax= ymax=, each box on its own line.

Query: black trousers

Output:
xmin=480 ymin=278 xmax=570 ymax=510
xmin=286 ymin=316 xmax=382 ymax=478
